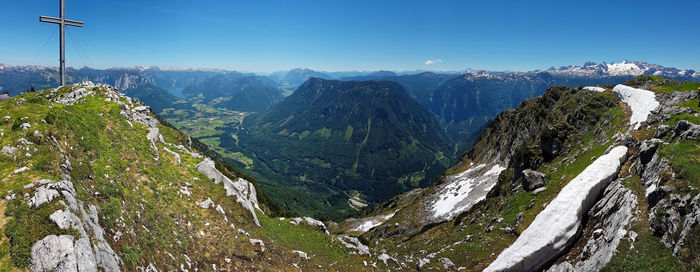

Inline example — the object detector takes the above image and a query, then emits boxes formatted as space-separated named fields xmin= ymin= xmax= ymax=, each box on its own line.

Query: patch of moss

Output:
xmin=659 ymin=140 xmax=700 ymax=188
xmin=652 ymin=81 xmax=700 ymax=93
xmin=4 ymin=200 xmax=74 ymax=268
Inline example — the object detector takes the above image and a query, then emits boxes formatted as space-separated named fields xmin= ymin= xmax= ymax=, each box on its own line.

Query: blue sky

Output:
xmin=1 ymin=0 xmax=699 ymax=72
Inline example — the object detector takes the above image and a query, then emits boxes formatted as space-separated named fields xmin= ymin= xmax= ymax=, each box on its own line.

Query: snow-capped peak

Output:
xmin=546 ymin=61 xmax=695 ymax=79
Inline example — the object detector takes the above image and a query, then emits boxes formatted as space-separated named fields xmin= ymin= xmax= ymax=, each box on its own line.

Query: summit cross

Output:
xmin=40 ymin=0 xmax=84 ymax=87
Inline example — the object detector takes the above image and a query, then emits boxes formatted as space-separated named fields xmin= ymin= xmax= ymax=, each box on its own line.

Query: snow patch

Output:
xmin=583 ymin=86 xmax=606 ymax=92
xmin=349 ymin=211 xmax=397 ymax=233
xmin=613 ymin=84 xmax=660 ymax=130
xmin=431 ymin=164 xmax=505 ymax=222
xmin=485 ymin=146 xmax=628 ymax=272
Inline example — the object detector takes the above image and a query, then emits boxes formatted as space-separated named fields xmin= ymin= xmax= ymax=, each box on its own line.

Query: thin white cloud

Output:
xmin=425 ymin=59 xmax=442 ymax=65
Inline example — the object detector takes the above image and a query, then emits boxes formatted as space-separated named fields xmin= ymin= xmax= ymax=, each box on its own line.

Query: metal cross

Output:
xmin=40 ymin=0 xmax=84 ymax=87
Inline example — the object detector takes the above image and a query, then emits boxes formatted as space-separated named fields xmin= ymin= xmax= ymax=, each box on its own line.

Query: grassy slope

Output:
xmin=0 ymin=86 xmax=356 ymax=271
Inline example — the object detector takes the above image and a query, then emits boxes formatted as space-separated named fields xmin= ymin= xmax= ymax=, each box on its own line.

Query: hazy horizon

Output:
xmin=1 ymin=60 xmax=696 ymax=76
xmin=1 ymin=0 xmax=699 ymax=73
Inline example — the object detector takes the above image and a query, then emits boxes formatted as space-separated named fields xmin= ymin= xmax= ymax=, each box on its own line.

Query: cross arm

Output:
xmin=39 ymin=16 xmax=84 ymax=27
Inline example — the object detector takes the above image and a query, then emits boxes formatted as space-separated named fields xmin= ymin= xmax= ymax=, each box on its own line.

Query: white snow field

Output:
xmin=583 ymin=86 xmax=606 ymax=92
xmin=613 ymin=84 xmax=660 ymax=130
xmin=431 ymin=163 xmax=505 ymax=222
xmin=484 ymin=146 xmax=628 ymax=272
xmin=349 ymin=211 xmax=397 ymax=233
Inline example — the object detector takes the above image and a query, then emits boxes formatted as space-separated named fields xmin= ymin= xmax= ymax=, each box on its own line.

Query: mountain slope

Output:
xmin=0 ymin=83 xmax=364 ymax=271
xmin=327 ymin=77 xmax=699 ymax=271
xmin=224 ymin=78 xmax=454 ymax=219
xmin=2 ymin=77 xmax=696 ymax=271
xmin=430 ymin=72 xmax=555 ymax=150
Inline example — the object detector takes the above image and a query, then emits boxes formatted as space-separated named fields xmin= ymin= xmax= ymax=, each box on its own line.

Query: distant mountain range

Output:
xmin=282 ymin=68 xmax=332 ymax=86
xmin=182 ymin=73 xmax=284 ymax=112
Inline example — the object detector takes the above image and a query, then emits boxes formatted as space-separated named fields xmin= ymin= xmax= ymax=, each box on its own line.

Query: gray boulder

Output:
xmin=522 ymin=169 xmax=546 ymax=191
xmin=672 ymin=120 xmax=692 ymax=138
xmin=30 ymin=235 xmax=78 ymax=272
xmin=679 ymin=123 xmax=700 ymax=140
xmin=615 ymin=133 xmax=639 ymax=148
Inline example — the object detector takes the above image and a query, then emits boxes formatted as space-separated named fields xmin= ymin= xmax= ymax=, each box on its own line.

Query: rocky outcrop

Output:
xmin=52 ymin=87 xmax=94 ymax=105
xmin=671 ymin=120 xmax=700 ymax=140
xmin=546 ymin=179 xmax=638 ymax=271
xmin=292 ymin=250 xmax=309 ymax=260
xmin=647 ymin=90 xmax=698 ymax=126
xmin=26 ymin=179 xmax=121 ymax=272
xmin=673 ymin=194 xmax=700 ymax=255
xmin=636 ymin=140 xmax=671 ymax=208
xmin=195 ymin=158 xmax=261 ymax=226
xmin=633 ymin=90 xmax=700 ymax=260
xmin=337 ymin=235 xmax=370 ymax=256
xmin=290 ymin=217 xmax=330 ymax=235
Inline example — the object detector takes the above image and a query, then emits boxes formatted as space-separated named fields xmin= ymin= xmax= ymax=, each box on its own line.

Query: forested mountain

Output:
xmin=222 ymin=78 xmax=454 ymax=219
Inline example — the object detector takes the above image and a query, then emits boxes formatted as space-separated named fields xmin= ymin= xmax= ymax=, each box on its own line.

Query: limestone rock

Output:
xmin=522 ymin=169 xmax=546 ymax=191
xmin=560 ymin=179 xmax=636 ymax=271
xmin=27 ymin=179 xmax=121 ymax=271
xmin=292 ymin=250 xmax=309 ymax=260
xmin=337 ymin=235 xmax=370 ymax=256
xmin=249 ymin=239 xmax=265 ymax=253
xmin=672 ymin=120 xmax=692 ymax=138
xmin=654 ymin=125 xmax=672 ymax=138
xmin=674 ymin=194 xmax=700 ymax=255
xmin=27 ymin=182 xmax=60 ymax=207
xmin=196 ymin=198 xmax=215 ymax=209
xmin=679 ymin=123 xmax=700 ymax=140
xmin=195 ymin=158 xmax=261 ymax=225
xmin=50 ymin=209 xmax=80 ymax=230
xmin=639 ymin=139 xmax=663 ymax=165
xmin=378 ymin=253 xmax=398 ymax=266
xmin=438 ymin=257 xmax=455 ymax=270
xmin=53 ymin=87 xmax=93 ymax=105
xmin=615 ymin=132 xmax=639 ymax=148
xmin=30 ymin=235 xmax=78 ymax=272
